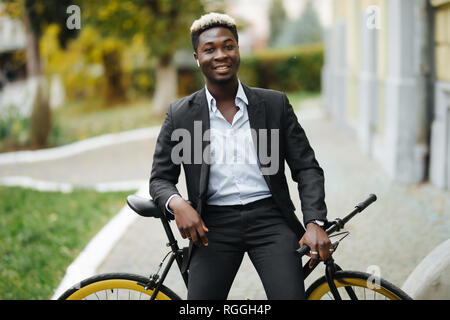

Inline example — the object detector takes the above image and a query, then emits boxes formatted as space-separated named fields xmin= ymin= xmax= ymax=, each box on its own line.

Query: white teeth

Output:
xmin=216 ymin=66 xmax=229 ymax=70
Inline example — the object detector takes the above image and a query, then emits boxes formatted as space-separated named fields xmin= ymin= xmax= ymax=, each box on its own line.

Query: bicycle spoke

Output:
xmin=317 ymin=284 xmax=399 ymax=300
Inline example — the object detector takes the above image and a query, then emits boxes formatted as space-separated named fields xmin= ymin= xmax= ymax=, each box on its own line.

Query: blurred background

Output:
xmin=0 ymin=0 xmax=328 ymax=152
xmin=1 ymin=0 xmax=449 ymax=300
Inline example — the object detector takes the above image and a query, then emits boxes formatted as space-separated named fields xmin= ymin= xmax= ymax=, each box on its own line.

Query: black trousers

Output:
xmin=187 ymin=197 xmax=306 ymax=300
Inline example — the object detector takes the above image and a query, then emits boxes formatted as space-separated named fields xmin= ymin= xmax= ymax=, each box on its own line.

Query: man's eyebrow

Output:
xmin=202 ymin=38 xmax=234 ymax=46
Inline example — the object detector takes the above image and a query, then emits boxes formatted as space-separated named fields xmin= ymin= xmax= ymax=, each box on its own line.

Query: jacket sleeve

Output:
xmin=149 ymin=104 xmax=181 ymax=220
xmin=281 ymin=93 xmax=327 ymax=226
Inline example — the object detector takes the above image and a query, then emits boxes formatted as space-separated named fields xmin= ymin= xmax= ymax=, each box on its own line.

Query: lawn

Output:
xmin=0 ymin=186 xmax=136 ymax=299
xmin=50 ymin=98 xmax=165 ymax=147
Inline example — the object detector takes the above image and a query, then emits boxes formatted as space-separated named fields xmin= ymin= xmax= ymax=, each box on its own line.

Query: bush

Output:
xmin=0 ymin=105 xmax=31 ymax=152
xmin=238 ymin=43 xmax=324 ymax=92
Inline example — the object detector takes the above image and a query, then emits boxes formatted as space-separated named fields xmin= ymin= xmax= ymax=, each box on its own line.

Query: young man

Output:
xmin=150 ymin=12 xmax=332 ymax=300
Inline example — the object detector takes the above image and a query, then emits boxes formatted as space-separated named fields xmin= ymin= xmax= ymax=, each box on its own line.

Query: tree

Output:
xmin=272 ymin=0 xmax=323 ymax=48
xmin=80 ymin=0 xmax=205 ymax=116
xmin=268 ymin=0 xmax=287 ymax=47
xmin=4 ymin=0 xmax=78 ymax=148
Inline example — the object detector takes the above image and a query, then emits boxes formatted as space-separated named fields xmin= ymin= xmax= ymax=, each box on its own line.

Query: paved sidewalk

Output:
xmin=0 ymin=136 xmax=155 ymax=187
xmin=3 ymin=99 xmax=449 ymax=299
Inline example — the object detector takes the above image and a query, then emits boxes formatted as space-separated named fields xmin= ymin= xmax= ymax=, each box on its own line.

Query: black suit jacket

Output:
xmin=149 ymin=83 xmax=327 ymax=268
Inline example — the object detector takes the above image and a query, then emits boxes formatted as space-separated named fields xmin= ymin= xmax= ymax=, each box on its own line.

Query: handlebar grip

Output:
xmin=296 ymin=245 xmax=310 ymax=257
xmin=355 ymin=194 xmax=377 ymax=211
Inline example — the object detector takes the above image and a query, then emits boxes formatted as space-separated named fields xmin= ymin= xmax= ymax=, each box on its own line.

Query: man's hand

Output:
xmin=299 ymin=223 xmax=333 ymax=268
xmin=169 ymin=197 xmax=209 ymax=247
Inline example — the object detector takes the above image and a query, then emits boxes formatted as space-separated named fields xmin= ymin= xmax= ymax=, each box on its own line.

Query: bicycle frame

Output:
xmin=145 ymin=216 xmax=188 ymax=300
xmin=147 ymin=215 xmax=349 ymax=300
xmin=146 ymin=194 xmax=378 ymax=300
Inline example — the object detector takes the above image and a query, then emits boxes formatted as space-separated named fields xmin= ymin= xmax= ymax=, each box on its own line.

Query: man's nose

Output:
xmin=214 ymin=48 xmax=228 ymax=60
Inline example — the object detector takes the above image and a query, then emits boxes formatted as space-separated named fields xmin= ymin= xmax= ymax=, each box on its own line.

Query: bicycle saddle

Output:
xmin=126 ymin=195 xmax=162 ymax=218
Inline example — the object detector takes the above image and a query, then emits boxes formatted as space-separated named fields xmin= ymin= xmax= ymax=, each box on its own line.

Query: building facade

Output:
xmin=322 ymin=0 xmax=450 ymax=189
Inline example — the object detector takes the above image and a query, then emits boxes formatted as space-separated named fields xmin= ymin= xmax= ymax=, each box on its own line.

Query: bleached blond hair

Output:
xmin=190 ymin=12 xmax=239 ymax=52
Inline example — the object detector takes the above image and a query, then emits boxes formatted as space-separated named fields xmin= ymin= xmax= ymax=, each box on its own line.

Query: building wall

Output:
xmin=324 ymin=0 xmax=439 ymax=186
xmin=433 ymin=0 xmax=450 ymax=82
xmin=430 ymin=0 xmax=450 ymax=189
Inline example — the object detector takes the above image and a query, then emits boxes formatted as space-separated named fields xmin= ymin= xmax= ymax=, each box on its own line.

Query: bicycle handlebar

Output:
xmin=355 ymin=194 xmax=377 ymax=212
xmin=296 ymin=194 xmax=377 ymax=257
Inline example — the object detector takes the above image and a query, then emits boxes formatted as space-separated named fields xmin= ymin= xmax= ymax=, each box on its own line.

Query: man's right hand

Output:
xmin=169 ymin=196 xmax=209 ymax=247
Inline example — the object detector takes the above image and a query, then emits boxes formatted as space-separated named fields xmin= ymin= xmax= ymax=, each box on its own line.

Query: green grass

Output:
xmin=0 ymin=186 xmax=136 ymax=299
xmin=50 ymin=98 xmax=165 ymax=147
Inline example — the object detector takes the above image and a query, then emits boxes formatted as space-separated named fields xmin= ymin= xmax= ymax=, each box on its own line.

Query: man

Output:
xmin=150 ymin=12 xmax=332 ymax=300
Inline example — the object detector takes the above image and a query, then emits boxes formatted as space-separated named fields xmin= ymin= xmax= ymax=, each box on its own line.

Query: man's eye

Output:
xmin=205 ymin=48 xmax=214 ymax=53
xmin=225 ymin=45 xmax=234 ymax=50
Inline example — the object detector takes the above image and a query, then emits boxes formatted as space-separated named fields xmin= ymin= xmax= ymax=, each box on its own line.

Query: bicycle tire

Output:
xmin=306 ymin=270 xmax=412 ymax=300
xmin=57 ymin=273 xmax=182 ymax=300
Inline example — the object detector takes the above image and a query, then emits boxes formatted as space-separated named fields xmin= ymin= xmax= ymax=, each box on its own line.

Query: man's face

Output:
xmin=194 ymin=27 xmax=240 ymax=84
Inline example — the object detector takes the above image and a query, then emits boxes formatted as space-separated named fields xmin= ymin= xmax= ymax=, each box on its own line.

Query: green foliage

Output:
xmin=0 ymin=186 xmax=134 ymax=299
xmin=268 ymin=0 xmax=287 ymax=47
xmin=271 ymin=0 xmax=323 ymax=48
xmin=40 ymin=25 xmax=102 ymax=101
xmin=239 ymin=43 xmax=324 ymax=93
xmin=40 ymin=25 xmax=154 ymax=105
xmin=80 ymin=0 xmax=205 ymax=59
xmin=0 ymin=106 xmax=31 ymax=152
xmin=98 ymin=37 xmax=127 ymax=104
xmin=3 ymin=0 xmax=79 ymax=48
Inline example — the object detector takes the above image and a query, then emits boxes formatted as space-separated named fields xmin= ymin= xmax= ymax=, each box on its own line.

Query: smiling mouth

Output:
xmin=214 ymin=65 xmax=231 ymax=70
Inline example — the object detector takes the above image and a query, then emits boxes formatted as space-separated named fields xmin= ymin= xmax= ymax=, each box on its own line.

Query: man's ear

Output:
xmin=193 ymin=52 xmax=199 ymax=67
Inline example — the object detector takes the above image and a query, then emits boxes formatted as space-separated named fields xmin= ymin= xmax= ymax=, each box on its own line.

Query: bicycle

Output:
xmin=58 ymin=194 xmax=412 ymax=300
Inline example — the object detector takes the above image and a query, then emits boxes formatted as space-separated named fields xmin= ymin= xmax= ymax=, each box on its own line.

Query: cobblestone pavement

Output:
xmin=3 ymin=99 xmax=449 ymax=299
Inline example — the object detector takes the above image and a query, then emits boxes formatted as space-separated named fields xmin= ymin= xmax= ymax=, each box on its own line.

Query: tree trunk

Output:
xmin=152 ymin=55 xmax=177 ymax=117
xmin=23 ymin=7 xmax=51 ymax=148
xmin=101 ymin=43 xmax=127 ymax=106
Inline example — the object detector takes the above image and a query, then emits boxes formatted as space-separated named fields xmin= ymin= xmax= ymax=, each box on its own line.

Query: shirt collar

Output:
xmin=204 ymin=80 xmax=248 ymax=113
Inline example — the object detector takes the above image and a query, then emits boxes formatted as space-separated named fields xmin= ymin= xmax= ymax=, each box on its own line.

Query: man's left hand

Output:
xmin=299 ymin=223 xmax=333 ymax=268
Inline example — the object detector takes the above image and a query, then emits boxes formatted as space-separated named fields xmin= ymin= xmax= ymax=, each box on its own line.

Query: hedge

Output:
xmin=238 ymin=43 xmax=324 ymax=93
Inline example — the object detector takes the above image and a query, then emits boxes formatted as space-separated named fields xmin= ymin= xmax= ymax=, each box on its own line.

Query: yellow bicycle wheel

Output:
xmin=306 ymin=271 xmax=412 ymax=300
xmin=58 ymin=273 xmax=181 ymax=300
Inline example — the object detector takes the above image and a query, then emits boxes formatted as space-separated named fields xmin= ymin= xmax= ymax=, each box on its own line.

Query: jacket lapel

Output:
xmin=242 ymin=84 xmax=266 ymax=156
xmin=190 ymin=89 xmax=211 ymax=204
xmin=242 ymin=84 xmax=273 ymax=190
